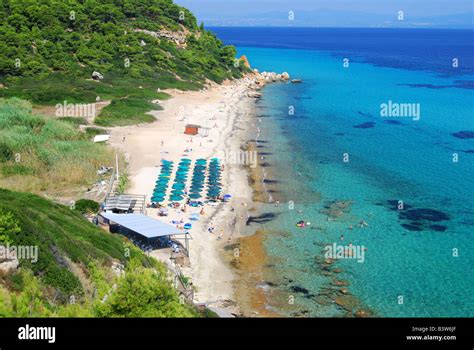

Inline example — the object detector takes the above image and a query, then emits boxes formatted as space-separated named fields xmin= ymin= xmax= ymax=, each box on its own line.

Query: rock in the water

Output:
xmin=452 ymin=131 xmax=474 ymax=139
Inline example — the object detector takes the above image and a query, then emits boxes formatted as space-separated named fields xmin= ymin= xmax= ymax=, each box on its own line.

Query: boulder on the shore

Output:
xmin=247 ymin=91 xmax=262 ymax=98
xmin=251 ymin=71 xmax=290 ymax=87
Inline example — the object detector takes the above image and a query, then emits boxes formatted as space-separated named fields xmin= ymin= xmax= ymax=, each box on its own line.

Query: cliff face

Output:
xmin=239 ymin=55 xmax=251 ymax=69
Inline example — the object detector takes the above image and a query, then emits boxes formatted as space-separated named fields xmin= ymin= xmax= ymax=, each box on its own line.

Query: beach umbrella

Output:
xmin=207 ymin=192 xmax=220 ymax=198
xmin=151 ymin=196 xmax=165 ymax=202
xmin=170 ymin=195 xmax=183 ymax=201
xmin=207 ymin=176 xmax=221 ymax=181
xmin=188 ymin=193 xmax=201 ymax=199
xmin=155 ymin=182 xmax=168 ymax=186
xmin=184 ymin=223 xmax=192 ymax=230
xmin=207 ymin=183 xmax=222 ymax=188
xmin=190 ymin=213 xmax=200 ymax=221
xmin=171 ymin=189 xmax=185 ymax=195
xmin=224 ymin=194 xmax=232 ymax=201
xmin=154 ymin=184 xmax=166 ymax=189
xmin=196 ymin=159 xmax=206 ymax=163
xmin=172 ymin=183 xmax=185 ymax=189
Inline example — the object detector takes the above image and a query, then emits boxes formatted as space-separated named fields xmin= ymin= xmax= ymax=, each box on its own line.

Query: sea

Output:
xmin=210 ymin=27 xmax=474 ymax=317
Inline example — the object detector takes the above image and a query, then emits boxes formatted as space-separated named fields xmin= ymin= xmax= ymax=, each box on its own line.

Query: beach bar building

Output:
xmin=184 ymin=124 xmax=200 ymax=135
xmin=100 ymin=212 xmax=190 ymax=256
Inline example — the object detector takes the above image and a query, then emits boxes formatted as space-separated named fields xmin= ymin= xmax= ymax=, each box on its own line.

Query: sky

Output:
xmin=175 ymin=0 xmax=474 ymax=28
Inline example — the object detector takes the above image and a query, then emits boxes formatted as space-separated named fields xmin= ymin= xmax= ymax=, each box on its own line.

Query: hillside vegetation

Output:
xmin=0 ymin=97 xmax=113 ymax=193
xmin=0 ymin=188 xmax=199 ymax=317
xmin=0 ymin=0 xmax=248 ymax=125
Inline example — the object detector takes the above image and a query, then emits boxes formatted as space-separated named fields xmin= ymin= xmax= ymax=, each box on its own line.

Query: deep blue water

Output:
xmin=212 ymin=27 xmax=474 ymax=78
xmin=210 ymin=27 xmax=474 ymax=317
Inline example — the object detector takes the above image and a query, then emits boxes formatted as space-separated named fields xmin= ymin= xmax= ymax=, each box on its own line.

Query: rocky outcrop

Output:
xmin=246 ymin=70 xmax=290 ymax=92
xmin=92 ymin=71 xmax=104 ymax=80
xmin=0 ymin=247 xmax=19 ymax=273
xmin=134 ymin=28 xmax=188 ymax=48
xmin=239 ymin=55 xmax=251 ymax=69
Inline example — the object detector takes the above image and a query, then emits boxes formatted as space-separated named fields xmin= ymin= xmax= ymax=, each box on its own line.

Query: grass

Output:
xmin=0 ymin=97 xmax=114 ymax=193
xmin=0 ymin=188 xmax=201 ymax=317
xmin=0 ymin=188 xmax=126 ymax=299
xmin=0 ymin=70 xmax=195 ymax=127
xmin=95 ymin=98 xmax=160 ymax=126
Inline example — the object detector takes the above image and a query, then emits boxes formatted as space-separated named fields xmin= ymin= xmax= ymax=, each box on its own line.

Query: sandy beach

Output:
xmin=108 ymin=76 xmax=264 ymax=314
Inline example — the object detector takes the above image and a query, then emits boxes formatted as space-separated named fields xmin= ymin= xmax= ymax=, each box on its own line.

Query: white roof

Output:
xmin=93 ymin=135 xmax=110 ymax=143
xmin=101 ymin=213 xmax=185 ymax=238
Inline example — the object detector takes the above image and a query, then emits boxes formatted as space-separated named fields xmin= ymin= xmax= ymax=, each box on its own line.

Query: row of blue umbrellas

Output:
xmin=207 ymin=158 xmax=222 ymax=198
xmin=169 ymin=158 xmax=191 ymax=201
xmin=189 ymin=159 xmax=207 ymax=200
xmin=152 ymin=160 xmax=173 ymax=203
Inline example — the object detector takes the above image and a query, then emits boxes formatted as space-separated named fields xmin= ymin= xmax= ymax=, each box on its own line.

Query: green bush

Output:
xmin=74 ymin=199 xmax=100 ymax=215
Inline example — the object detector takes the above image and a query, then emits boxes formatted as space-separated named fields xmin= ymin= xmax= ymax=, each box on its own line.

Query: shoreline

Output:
xmin=108 ymin=73 xmax=287 ymax=316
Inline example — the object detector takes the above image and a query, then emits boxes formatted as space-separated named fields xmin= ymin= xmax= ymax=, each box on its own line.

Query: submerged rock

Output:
xmin=452 ymin=131 xmax=474 ymax=139
xmin=400 ymin=208 xmax=450 ymax=222
xmin=353 ymin=122 xmax=376 ymax=129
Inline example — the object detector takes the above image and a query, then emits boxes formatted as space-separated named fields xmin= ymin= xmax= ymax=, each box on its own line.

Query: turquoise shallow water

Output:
xmin=210 ymin=27 xmax=474 ymax=317
xmin=241 ymin=46 xmax=474 ymax=316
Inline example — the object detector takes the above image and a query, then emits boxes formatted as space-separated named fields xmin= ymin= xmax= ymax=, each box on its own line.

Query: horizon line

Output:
xmin=205 ymin=25 xmax=474 ymax=30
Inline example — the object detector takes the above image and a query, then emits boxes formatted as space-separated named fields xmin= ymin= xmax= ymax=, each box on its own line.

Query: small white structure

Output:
xmin=93 ymin=134 xmax=110 ymax=143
